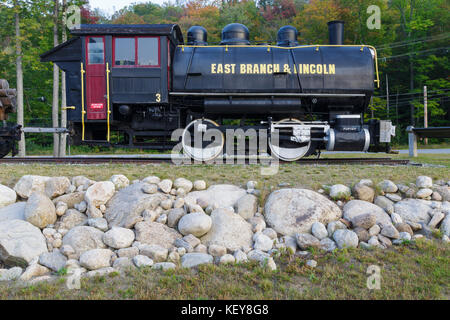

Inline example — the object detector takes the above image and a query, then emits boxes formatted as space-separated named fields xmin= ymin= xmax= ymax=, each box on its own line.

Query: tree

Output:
xmin=14 ymin=0 xmax=25 ymax=156
xmin=52 ymin=0 xmax=59 ymax=157
xmin=59 ymin=0 xmax=67 ymax=157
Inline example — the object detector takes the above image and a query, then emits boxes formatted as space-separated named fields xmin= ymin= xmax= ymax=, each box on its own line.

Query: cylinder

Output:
xmin=326 ymin=128 xmax=370 ymax=152
xmin=220 ymin=23 xmax=250 ymax=45
xmin=187 ymin=26 xmax=208 ymax=46
xmin=327 ymin=20 xmax=344 ymax=45
xmin=277 ymin=25 xmax=299 ymax=47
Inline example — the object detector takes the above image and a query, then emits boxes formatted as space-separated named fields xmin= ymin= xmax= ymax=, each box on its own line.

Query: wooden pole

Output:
xmin=424 ymin=85 xmax=428 ymax=145
xmin=386 ymin=74 xmax=389 ymax=119
xmin=59 ymin=0 xmax=67 ymax=157
xmin=15 ymin=1 xmax=25 ymax=157
xmin=52 ymin=0 xmax=60 ymax=157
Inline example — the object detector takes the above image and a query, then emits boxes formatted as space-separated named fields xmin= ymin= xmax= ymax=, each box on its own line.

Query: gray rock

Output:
xmin=233 ymin=250 xmax=248 ymax=263
xmin=193 ymin=180 xmax=207 ymax=191
xmin=55 ymin=209 xmax=87 ymax=230
xmin=262 ymin=228 xmax=277 ymax=240
xmin=374 ymin=196 xmax=394 ymax=214
xmin=311 ymin=222 xmax=328 ymax=240
xmin=295 ymin=233 xmax=321 ymax=250
xmin=84 ymin=181 xmax=115 ymax=208
xmin=0 ymin=267 xmax=23 ymax=281
xmin=416 ymin=188 xmax=433 ymax=199
xmin=19 ymin=264 xmax=50 ymax=281
xmin=343 ymin=200 xmax=392 ymax=228
xmin=113 ymin=257 xmax=135 ymax=270
xmin=142 ymin=176 xmax=160 ymax=185
xmin=139 ymin=244 xmax=168 ymax=262
xmin=378 ymin=180 xmax=398 ymax=193
xmin=105 ymin=182 xmax=166 ymax=228
xmin=428 ymin=211 xmax=445 ymax=228
xmin=117 ymin=247 xmax=139 ymax=258
xmin=393 ymin=199 xmax=432 ymax=224
xmin=87 ymin=217 xmax=108 ymax=231
xmin=184 ymin=184 xmax=247 ymax=209
xmin=178 ymin=212 xmax=212 ymax=237
xmin=276 ymin=235 xmax=297 ymax=253
xmin=395 ymin=223 xmax=414 ymax=236
xmin=133 ymin=255 xmax=153 ymax=268
xmin=391 ymin=212 xmax=403 ymax=225
xmin=235 ymin=194 xmax=258 ymax=220
xmin=329 ymin=184 xmax=351 ymax=199
xmin=181 ymin=253 xmax=213 ymax=268
xmin=439 ymin=214 xmax=450 ymax=237
xmin=353 ymin=227 xmax=370 ymax=242
xmin=0 ymin=184 xmax=17 ymax=209
xmin=351 ymin=213 xmax=377 ymax=229
xmin=0 ymin=202 xmax=26 ymax=222
xmin=45 ymin=177 xmax=71 ymax=199
xmin=62 ymin=226 xmax=106 ymax=258
xmin=208 ymin=244 xmax=227 ymax=257
xmin=200 ymin=208 xmax=253 ymax=252
xmin=248 ymin=216 xmax=266 ymax=233
xmin=368 ymin=224 xmax=381 ymax=236
xmin=142 ymin=183 xmax=158 ymax=195
xmin=52 ymin=192 xmax=85 ymax=210
xmin=158 ymin=179 xmax=173 ymax=194
xmin=14 ymin=175 xmax=50 ymax=199
xmin=24 ymin=192 xmax=57 ymax=229
xmin=377 ymin=234 xmax=392 ymax=247
xmin=0 ymin=219 xmax=48 ymax=267
xmin=153 ymin=262 xmax=176 ymax=270
xmin=110 ymin=175 xmax=129 ymax=190
xmin=353 ymin=183 xmax=375 ymax=203
xmin=79 ymin=248 xmax=113 ymax=270
xmin=134 ymin=221 xmax=182 ymax=249
xmin=247 ymin=249 xmax=270 ymax=263
xmin=85 ymin=267 xmax=115 ymax=278
xmin=385 ymin=193 xmax=402 ymax=202
xmin=434 ymin=186 xmax=450 ymax=202
xmin=173 ymin=178 xmax=193 ymax=193
xmin=167 ymin=207 xmax=186 ymax=228
xmin=103 ymin=227 xmax=135 ymax=249
xmin=175 ymin=238 xmax=194 ymax=253
xmin=333 ymin=229 xmax=359 ymax=249
xmin=381 ymin=225 xmax=400 ymax=239
xmin=306 ymin=259 xmax=317 ymax=268
xmin=264 ymin=188 xmax=342 ymax=236
xmin=253 ymin=234 xmax=273 ymax=252
xmin=39 ymin=250 xmax=67 ymax=272
xmin=320 ymin=238 xmax=337 ymax=252
xmin=327 ymin=220 xmax=347 ymax=237
xmin=416 ymin=176 xmax=432 ymax=188
xmin=219 ymin=254 xmax=235 ymax=264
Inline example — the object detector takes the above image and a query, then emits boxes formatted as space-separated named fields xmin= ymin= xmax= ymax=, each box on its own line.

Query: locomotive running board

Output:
xmin=170 ymin=92 xmax=365 ymax=97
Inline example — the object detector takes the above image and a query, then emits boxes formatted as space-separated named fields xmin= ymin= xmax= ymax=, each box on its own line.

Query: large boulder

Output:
xmin=45 ymin=177 xmax=71 ymax=199
xmin=181 ymin=253 xmax=213 ymax=268
xmin=24 ymin=192 xmax=57 ymax=229
xmin=235 ymin=194 xmax=258 ymax=220
xmin=134 ymin=221 xmax=182 ymax=249
xmin=62 ymin=226 xmax=106 ymax=258
xmin=393 ymin=199 xmax=432 ymax=224
xmin=178 ymin=212 xmax=212 ymax=237
xmin=353 ymin=183 xmax=375 ymax=203
xmin=0 ymin=219 xmax=48 ymax=267
xmin=85 ymin=181 xmax=115 ymax=208
xmin=0 ymin=184 xmax=16 ymax=209
xmin=184 ymin=184 xmax=247 ymax=209
xmin=333 ymin=229 xmax=359 ymax=249
xmin=14 ymin=175 xmax=50 ymax=199
xmin=200 ymin=208 xmax=253 ymax=251
xmin=0 ymin=202 xmax=26 ymax=222
xmin=38 ymin=250 xmax=67 ymax=272
xmin=434 ymin=186 xmax=450 ymax=202
xmin=264 ymin=188 xmax=342 ymax=236
xmin=52 ymin=192 xmax=85 ymax=209
xmin=343 ymin=200 xmax=392 ymax=228
xmin=105 ymin=182 xmax=166 ymax=228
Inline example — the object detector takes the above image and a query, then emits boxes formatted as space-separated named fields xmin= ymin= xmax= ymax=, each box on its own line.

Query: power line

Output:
xmin=375 ymin=89 xmax=450 ymax=98
xmin=376 ymin=33 xmax=450 ymax=51
xmin=378 ymin=46 xmax=449 ymax=60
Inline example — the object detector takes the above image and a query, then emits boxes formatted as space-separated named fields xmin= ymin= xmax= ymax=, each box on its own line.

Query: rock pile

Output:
xmin=0 ymin=174 xmax=449 ymax=283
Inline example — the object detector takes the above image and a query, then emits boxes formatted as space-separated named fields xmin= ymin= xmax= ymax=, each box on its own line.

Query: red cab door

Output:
xmin=85 ymin=36 xmax=106 ymax=120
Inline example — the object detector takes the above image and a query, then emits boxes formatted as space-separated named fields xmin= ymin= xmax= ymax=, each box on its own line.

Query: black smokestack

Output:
xmin=327 ymin=20 xmax=344 ymax=45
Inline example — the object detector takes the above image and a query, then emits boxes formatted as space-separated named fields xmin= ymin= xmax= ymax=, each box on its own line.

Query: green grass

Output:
xmin=0 ymin=239 xmax=448 ymax=300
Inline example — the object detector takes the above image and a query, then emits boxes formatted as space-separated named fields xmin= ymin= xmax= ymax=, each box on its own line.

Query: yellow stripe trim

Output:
xmin=106 ymin=62 xmax=111 ymax=142
xmin=80 ymin=63 xmax=86 ymax=141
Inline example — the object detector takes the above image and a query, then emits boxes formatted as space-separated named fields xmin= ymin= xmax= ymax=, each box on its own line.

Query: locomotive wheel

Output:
xmin=182 ymin=119 xmax=224 ymax=162
xmin=268 ymin=118 xmax=312 ymax=161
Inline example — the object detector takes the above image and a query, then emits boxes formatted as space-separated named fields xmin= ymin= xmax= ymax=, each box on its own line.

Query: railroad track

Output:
xmin=0 ymin=156 xmax=411 ymax=166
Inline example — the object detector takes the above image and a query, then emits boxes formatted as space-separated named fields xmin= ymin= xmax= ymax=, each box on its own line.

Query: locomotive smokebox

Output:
xmin=327 ymin=20 xmax=344 ymax=45
xmin=187 ymin=26 xmax=208 ymax=45
xmin=220 ymin=23 xmax=250 ymax=45
xmin=277 ymin=26 xmax=299 ymax=47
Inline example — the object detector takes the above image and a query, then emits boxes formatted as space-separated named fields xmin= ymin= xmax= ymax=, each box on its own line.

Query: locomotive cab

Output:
xmin=41 ymin=24 xmax=183 ymax=146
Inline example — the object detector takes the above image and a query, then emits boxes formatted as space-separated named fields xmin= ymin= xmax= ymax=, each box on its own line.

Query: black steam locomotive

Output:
xmin=40 ymin=21 xmax=394 ymax=160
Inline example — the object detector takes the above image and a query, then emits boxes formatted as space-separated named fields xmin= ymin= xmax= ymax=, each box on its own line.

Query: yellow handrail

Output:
xmin=80 ymin=63 xmax=86 ymax=141
xmin=106 ymin=62 xmax=111 ymax=142
xmin=179 ymin=44 xmax=380 ymax=89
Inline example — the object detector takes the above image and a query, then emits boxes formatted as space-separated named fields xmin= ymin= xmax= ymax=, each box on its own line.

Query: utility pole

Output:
xmin=424 ymin=85 xmax=428 ymax=145
xmin=52 ymin=0 xmax=60 ymax=157
xmin=15 ymin=0 xmax=25 ymax=157
xmin=386 ymin=74 xmax=389 ymax=119
xmin=59 ymin=0 xmax=67 ymax=157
